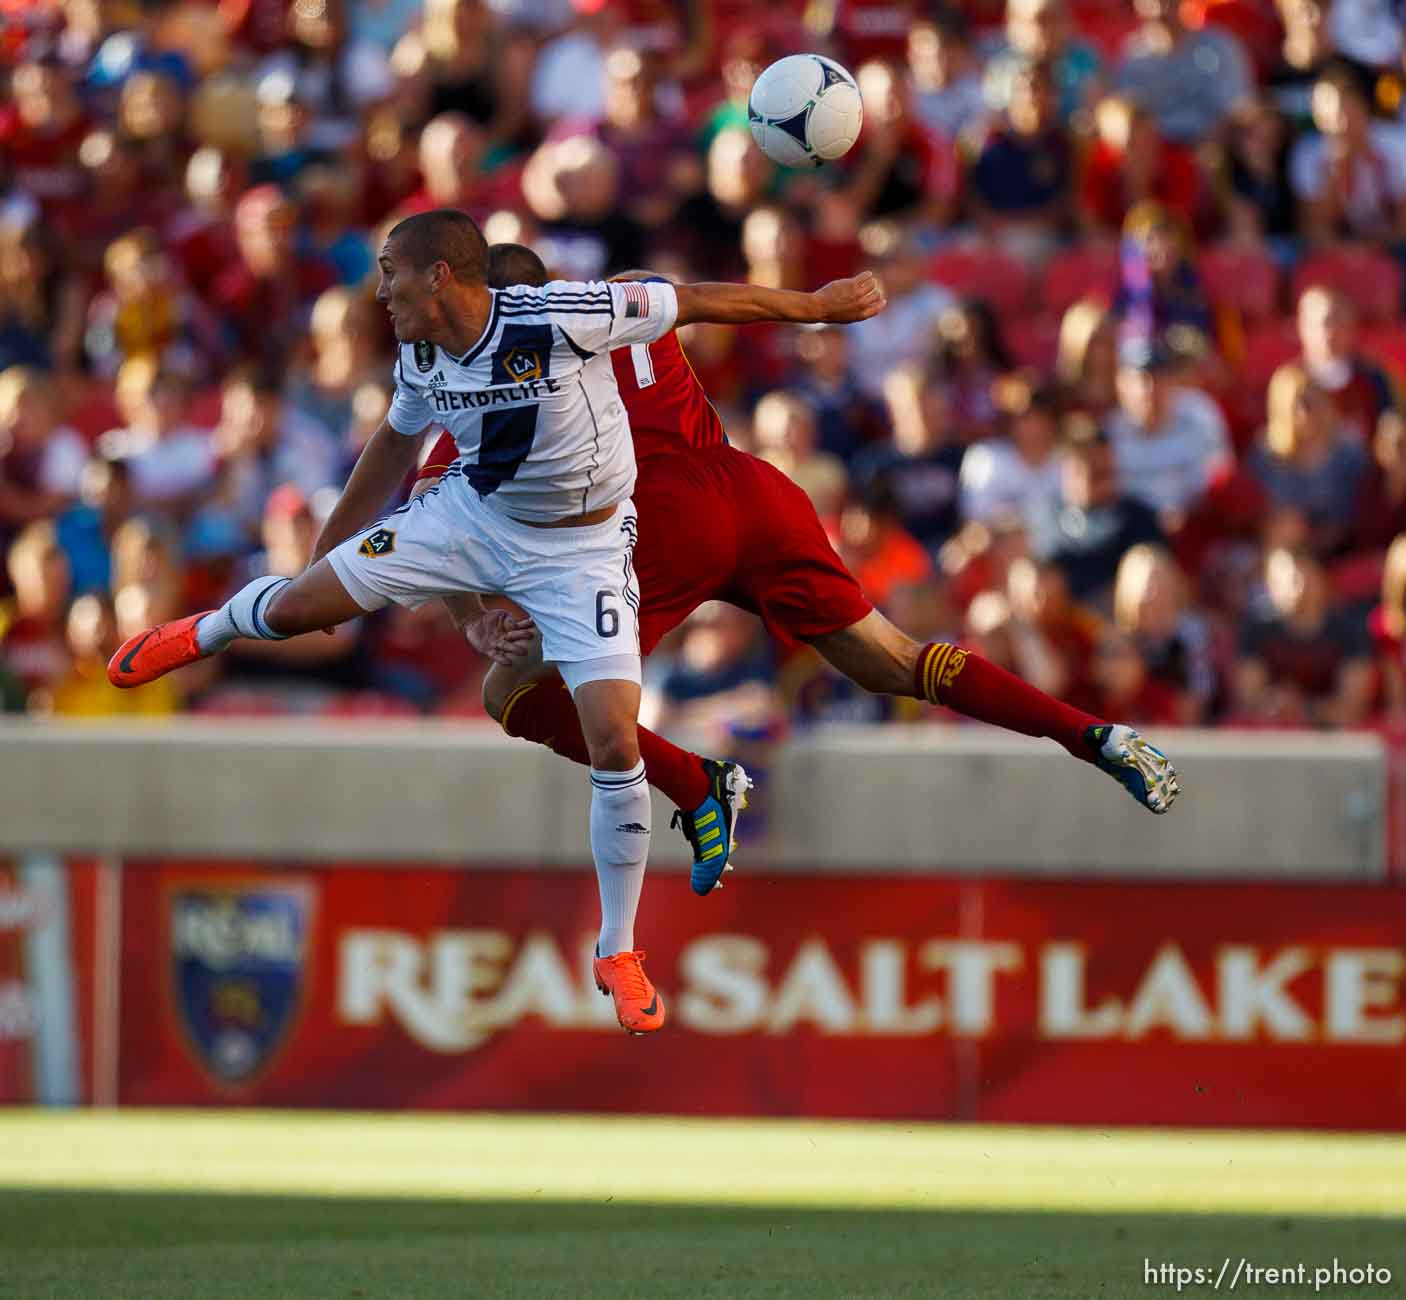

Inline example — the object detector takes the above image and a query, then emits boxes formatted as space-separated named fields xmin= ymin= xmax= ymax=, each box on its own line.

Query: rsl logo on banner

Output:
xmin=169 ymin=882 xmax=313 ymax=1085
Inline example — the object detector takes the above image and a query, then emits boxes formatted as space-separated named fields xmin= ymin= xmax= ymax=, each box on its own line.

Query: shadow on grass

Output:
xmin=0 ymin=1189 xmax=1399 ymax=1300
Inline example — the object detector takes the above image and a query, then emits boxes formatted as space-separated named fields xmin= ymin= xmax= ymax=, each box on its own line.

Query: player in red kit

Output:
xmin=423 ymin=244 xmax=1180 ymax=895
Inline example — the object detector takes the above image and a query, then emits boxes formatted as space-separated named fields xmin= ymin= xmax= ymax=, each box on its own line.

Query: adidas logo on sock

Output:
xmin=616 ymin=822 xmax=649 ymax=834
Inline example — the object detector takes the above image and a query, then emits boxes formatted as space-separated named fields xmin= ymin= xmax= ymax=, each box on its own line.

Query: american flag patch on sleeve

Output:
xmin=620 ymin=281 xmax=651 ymax=319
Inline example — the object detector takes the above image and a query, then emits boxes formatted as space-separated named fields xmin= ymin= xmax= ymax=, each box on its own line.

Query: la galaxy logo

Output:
xmin=501 ymin=347 xmax=542 ymax=382
xmin=169 ymin=882 xmax=312 ymax=1085
xmin=358 ymin=527 xmax=396 ymax=558
xmin=414 ymin=340 xmax=436 ymax=373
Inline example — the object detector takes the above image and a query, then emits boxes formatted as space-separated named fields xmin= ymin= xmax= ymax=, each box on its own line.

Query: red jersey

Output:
xmin=609 ymin=331 xmax=727 ymax=461
xmin=417 ymin=329 xmax=726 ymax=477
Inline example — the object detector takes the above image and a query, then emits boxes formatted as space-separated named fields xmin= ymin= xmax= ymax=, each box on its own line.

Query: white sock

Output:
xmin=589 ymin=761 xmax=650 ymax=957
xmin=196 ymin=575 xmax=293 ymax=654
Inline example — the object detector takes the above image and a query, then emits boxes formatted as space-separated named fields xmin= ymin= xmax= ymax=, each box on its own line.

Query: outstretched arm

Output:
xmin=311 ymin=419 xmax=426 ymax=564
xmin=673 ymin=272 xmax=886 ymax=328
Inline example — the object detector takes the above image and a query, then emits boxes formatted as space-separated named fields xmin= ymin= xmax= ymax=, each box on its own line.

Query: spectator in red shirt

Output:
xmin=1296 ymin=285 xmax=1399 ymax=446
xmin=165 ymin=146 xmax=245 ymax=298
xmin=0 ymin=58 xmax=89 ymax=218
xmin=1005 ymin=554 xmax=1101 ymax=710
xmin=1090 ymin=629 xmax=1183 ymax=727
xmin=1234 ymin=545 xmax=1374 ymax=726
xmin=116 ymin=69 xmax=188 ymax=213
xmin=1354 ymin=410 xmax=1406 ymax=551
xmin=1079 ymin=96 xmax=1201 ymax=237
xmin=1113 ymin=542 xmax=1223 ymax=722
xmin=0 ymin=367 xmax=86 ymax=550
xmin=208 ymin=184 xmax=334 ymax=363
xmin=62 ymin=129 xmax=172 ymax=273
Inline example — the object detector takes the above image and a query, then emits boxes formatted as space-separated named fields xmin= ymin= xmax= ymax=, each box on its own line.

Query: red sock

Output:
xmin=500 ymin=675 xmax=711 ymax=808
xmin=914 ymin=642 xmax=1103 ymax=761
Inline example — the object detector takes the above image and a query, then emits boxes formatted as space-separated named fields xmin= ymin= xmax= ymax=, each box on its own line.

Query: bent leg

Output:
xmin=194 ymin=560 xmax=373 ymax=656
xmin=486 ymin=663 xmax=710 ymax=809
xmin=810 ymin=610 xmax=1101 ymax=760
xmin=265 ymin=559 xmax=373 ymax=635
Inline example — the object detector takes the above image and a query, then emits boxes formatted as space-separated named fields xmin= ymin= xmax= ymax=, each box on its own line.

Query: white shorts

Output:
xmin=327 ymin=475 xmax=641 ymax=676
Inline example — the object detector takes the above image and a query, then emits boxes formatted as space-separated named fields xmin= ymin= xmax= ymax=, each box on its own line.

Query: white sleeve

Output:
xmin=539 ymin=279 xmax=679 ymax=355
xmin=1289 ymin=137 xmax=1321 ymax=200
xmin=1195 ymin=394 xmax=1232 ymax=489
xmin=387 ymin=355 xmax=433 ymax=435
xmin=38 ymin=430 xmax=88 ymax=495
xmin=1382 ymin=127 xmax=1406 ymax=198
xmin=958 ymin=442 xmax=1004 ymax=523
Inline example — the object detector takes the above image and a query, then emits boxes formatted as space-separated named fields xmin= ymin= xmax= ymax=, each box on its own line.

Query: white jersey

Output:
xmin=386 ymin=279 xmax=678 ymax=521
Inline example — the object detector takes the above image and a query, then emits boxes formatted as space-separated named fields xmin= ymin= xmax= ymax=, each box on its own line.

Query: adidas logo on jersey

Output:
xmin=427 ymin=371 xmax=447 ymax=389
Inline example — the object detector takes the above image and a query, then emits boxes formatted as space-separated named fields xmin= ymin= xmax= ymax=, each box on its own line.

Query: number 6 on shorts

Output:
xmin=595 ymin=589 xmax=619 ymax=638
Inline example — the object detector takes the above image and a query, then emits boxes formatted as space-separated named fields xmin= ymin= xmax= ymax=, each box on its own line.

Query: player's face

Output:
xmin=376 ymin=240 xmax=434 ymax=343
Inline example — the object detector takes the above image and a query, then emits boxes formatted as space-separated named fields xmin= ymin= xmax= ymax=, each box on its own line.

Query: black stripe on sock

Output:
xmin=250 ymin=578 xmax=290 ymax=640
xmin=591 ymin=771 xmax=647 ymax=789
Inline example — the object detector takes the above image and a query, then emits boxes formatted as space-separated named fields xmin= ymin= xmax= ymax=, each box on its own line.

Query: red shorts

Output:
xmin=633 ymin=446 xmax=873 ymax=655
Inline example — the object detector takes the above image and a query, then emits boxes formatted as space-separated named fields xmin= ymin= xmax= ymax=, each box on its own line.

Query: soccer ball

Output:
xmin=748 ymin=54 xmax=863 ymax=169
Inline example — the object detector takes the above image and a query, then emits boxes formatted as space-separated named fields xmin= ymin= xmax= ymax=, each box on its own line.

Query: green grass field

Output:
xmin=0 ymin=1111 xmax=1402 ymax=1300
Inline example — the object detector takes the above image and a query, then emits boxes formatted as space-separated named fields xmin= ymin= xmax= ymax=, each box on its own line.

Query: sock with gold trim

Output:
xmin=914 ymin=641 xmax=1103 ymax=761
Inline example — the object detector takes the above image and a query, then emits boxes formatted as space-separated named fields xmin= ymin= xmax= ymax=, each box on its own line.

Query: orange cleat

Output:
xmin=107 ymin=611 xmax=216 ymax=688
xmin=593 ymin=949 xmax=666 ymax=1035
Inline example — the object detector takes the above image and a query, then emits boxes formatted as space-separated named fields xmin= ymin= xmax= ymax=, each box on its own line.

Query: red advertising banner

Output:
xmin=0 ymin=859 xmax=97 ymax=1106
xmin=116 ymin=865 xmax=1406 ymax=1129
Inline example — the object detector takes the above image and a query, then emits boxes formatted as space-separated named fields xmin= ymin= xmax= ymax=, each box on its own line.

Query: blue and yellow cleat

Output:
xmin=1087 ymin=723 xmax=1180 ymax=814
xmin=670 ymin=759 xmax=752 ymax=895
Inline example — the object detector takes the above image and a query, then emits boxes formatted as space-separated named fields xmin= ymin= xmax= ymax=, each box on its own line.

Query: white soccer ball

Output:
xmin=748 ymin=54 xmax=863 ymax=168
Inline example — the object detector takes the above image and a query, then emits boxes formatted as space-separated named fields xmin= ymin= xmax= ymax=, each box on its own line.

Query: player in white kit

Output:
xmin=108 ymin=208 xmax=885 ymax=1034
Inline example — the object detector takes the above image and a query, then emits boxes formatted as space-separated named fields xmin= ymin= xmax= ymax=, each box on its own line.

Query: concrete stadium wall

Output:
xmin=0 ymin=721 xmax=1386 ymax=878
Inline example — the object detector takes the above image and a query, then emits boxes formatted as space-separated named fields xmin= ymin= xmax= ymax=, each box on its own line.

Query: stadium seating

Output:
xmin=927 ymin=246 xmax=1032 ymax=322
xmin=1199 ymin=244 xmax=1281 ymax=325
xmin=1292 ymin=249 xmax=1403 ymax=324
xmin=1041 ymin=245 xmax=1120 ymax=318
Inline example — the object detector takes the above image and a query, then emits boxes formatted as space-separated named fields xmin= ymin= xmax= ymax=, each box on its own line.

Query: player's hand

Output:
xmin=812 ymin=271 xmax=886 ymax=324
xmin=462 ymin=609 xmax=542 ymax=667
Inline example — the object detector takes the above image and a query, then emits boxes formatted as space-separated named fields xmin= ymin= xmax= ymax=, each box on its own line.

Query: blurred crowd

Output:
xmin=6 ymin=0 xmax=1406 ymax=747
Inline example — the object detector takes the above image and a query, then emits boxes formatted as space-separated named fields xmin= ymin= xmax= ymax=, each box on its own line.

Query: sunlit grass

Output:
xmin=1 ymin=1109 xmax=1402 ymax=1217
